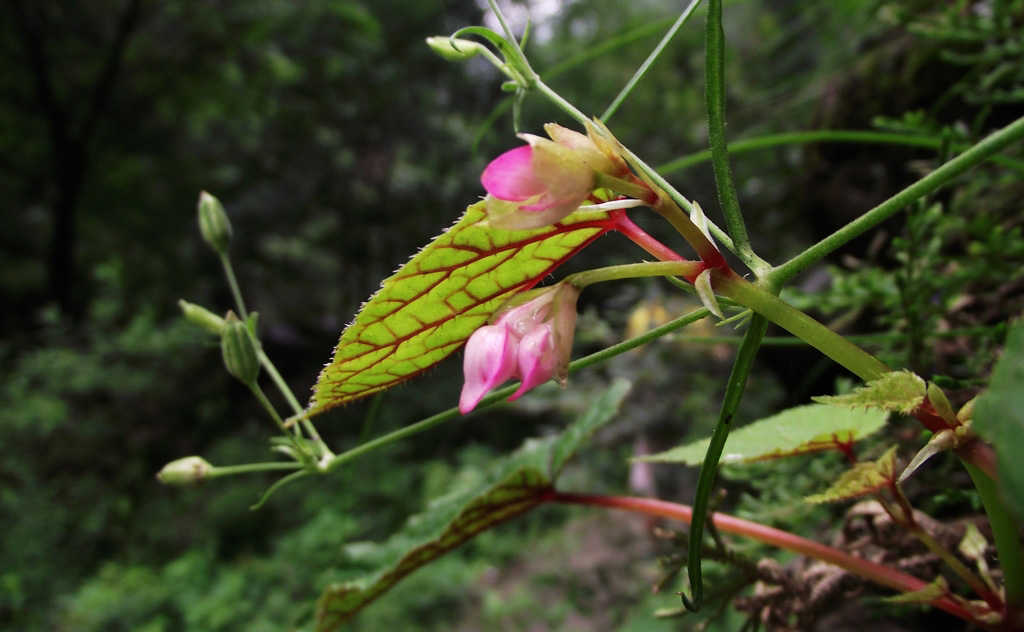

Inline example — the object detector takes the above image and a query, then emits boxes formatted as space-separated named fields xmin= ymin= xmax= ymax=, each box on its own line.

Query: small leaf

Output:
xmin=882 ymin=575 xmax=950 ymax=605
xmin=927 ymin=382 xmax=958 ymax=425
xmin=694 ymin=268 xmax=724 ymax=319
xmin=805 ymin=446 xmax=899 ymax=504
xmin=813 ymin=370 xmax=926 ymax=414
xmin=974 ymin=320 xmax=1024 ymax=521
xmin=637 ymin=404 xmax=888 ymax=465
xmin=309 ymin=201 xmax=614 ymax=415
xmin=314 ymin=381 xmax=630 ymax=630
xmin=898 ymin=429 xmax=955 ymax=483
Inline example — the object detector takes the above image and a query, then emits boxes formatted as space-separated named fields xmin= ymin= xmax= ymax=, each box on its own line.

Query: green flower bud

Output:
xmin=157 ymin=456 xmax=213 ymax=485
xmin=426 ymin=36 xmax=484 ymax=61
xmin=222 ymin=311 xmax=260 ymax=385
xmin=198 ymin=191 xmax=232 ymax=254
xmin=178 ymin=299 xmax=225 ymax=335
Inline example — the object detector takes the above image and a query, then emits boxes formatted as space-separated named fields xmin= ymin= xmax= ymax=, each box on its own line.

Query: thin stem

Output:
xmin=322 ymin=308 xmax=711 ymax=473
xmin=704 ymin=0 xmax=754 ymax=269
xmin=657 ymin=130 xmax=1024 ymax=176
xmin=566 ymin=261 xmax=703 ymax=289
xmin=680 ymin=313 xmax=768 ymax=611
xmin=533 ymin=78 xmax=590 ymax=128
xmin=550 ymin=492 xmax=989 ymax=627
xmin=257 ymin=349 xmax=303 ymax=415
xmin=219 ymin=254 xmax=249 ymax=321
xmin=875 ymin=491 xmax=1002 ymax=610
xmin=645 ymin=325 xmax=1007 ymax=347
xmin=250 ymin=469 xmax=313 ymax=510
xmin=485 ymin=0 xmax=527 ymax=64
xmin=772 ymin=114 xmax=1024 ymax=284
xmin=249 ymin=382 xmax=294 ymax=437
xmin=601 ymin=0 xmax=703 ymax=122
xmin=220 ymin=251 xmax=332 ymax=457
xmin=205 ymin=461 xmax=304 ymax=479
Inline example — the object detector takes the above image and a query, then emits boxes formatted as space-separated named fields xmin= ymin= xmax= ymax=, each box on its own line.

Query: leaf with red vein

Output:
xmin=308 ymin=201 xmax=615 ymax=415
xmin=314 ymin=380 xmax=630 ymax=631
xmin=638 ymin=404 xmax=887 ymax=465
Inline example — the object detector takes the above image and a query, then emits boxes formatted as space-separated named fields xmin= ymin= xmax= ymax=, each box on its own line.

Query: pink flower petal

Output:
xmin=459 ymin=324 xmax=519 ymax=414
xmin=481 ymin=146 xmax=546 ymax=201
xmin=509 ymin=324 xmax=556 ymax=401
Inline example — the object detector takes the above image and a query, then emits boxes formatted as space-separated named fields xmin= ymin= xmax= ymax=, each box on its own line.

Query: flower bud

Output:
xmin=157 ymin=456 xmax=213 ymax=485
xmin=198 ymin=191 xmax=232 ymax=254
xmin=221 ymin=311 xmax=260 ymax=385
xmin=459 ymin=283 xmax=580 ymax=413
xmin=178 ymin=299 xmax=225 ymax=335
xmin=426 ymin=36 xmax=485 ymax=61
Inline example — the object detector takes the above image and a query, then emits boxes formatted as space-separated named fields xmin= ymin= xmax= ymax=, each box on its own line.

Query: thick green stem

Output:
xmin=680 ymin=313 xmax=768 ymax=611
xmin=715 ymin=272 xmax=890 ymax=382
xmin=550 ymin=492 xmax=989 ymax=627
xmin=772 ymin=114 xmax=1024 ymax=284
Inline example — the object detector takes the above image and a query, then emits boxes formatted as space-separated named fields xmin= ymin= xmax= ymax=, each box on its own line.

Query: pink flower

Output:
xmin=459 ymin=284 xmax=580 ymax=414
xmin=481 ymin=123 xmax=625 ymax=230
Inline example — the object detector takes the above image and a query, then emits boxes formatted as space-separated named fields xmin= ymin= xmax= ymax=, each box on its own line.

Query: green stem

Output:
xmin=601 ymin=0 xmax=703 ymax=122
xmin=249 ymin=378 xmax=294 ymax=438
xmin=205 ymin=461 xmax=304 ymax=479
xmin=772 ymin=114 xmax=1024 ymax=284
xmin=566 ymin=261 xmax=703 ymax=289
xmin=322 ymin=308 xmax=711 ymax=473
xmin=657 ymin=130 xmax=1024 ymax=175
xmin=716 ymin=272 xmax=890 ymax=382
xmin=680 ymin=313 xmax=768 ymax=612
xmin=250 ymin=469 xmax=312 ymax=510
xmin=219 ymin=254 xmax=249 ymax=321
xmin=221 ymin=251 xmax=332 ymax=458
xmin=876 ymin=491 xmax=1002 ymax=610
xmin=965 ymin=462 xmax=1024 ymax=623
xmin=256 ymin=349 xmax=302 ymax=415
xmin=533 ymin=78 xmax=590 ymax=128
xmin=550 ymin=492 xmax=990 ymax=627
xmin=704 ymin=0 xmax=754 ymax=270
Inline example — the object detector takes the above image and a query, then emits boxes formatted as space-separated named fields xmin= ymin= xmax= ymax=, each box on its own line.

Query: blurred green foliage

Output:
xmin=2 ymin=0 xmax=1024 ymax=630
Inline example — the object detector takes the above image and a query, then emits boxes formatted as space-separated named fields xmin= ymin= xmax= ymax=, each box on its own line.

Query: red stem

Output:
xmin=611 ymin=211 xmax=703 ymax=283
xmin=548 ymin=490 xmax=993 ymax=628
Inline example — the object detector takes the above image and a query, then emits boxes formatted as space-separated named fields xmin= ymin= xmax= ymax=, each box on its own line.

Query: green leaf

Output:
xmin=974 ymin=320 xmax=1024 ymax=521
xmin=637 ymin=404 xmax=888 ymax=465
xmin=309 ymin=201 xmax=615 ymax=415
xmin=314 ymin=380 xmax=630 ymax=630
xmin=805 ymin=446 xmax=899 ymax=504
xmin=882 ymin=575 xmax=950 ymax=605
xmin=813 ymin=370 xmax=926 ymax=414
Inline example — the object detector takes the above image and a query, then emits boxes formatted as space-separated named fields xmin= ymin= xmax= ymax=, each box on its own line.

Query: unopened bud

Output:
xmin=221 ymin=312 xmax=260 ymax=385
xmin=198 ymin=191 xmax=232 ymax=254
xmin=426 ymin=36 xmax=484 ymax=61
xmin=157 ymin=456 xmax=213 ymax=485
xmin=178 ymin=299 xmax=225 ymax=335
